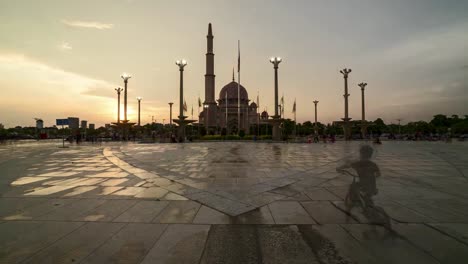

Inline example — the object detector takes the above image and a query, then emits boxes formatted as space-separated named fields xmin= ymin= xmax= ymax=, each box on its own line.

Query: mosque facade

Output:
xmin=199 ymin=24 xmax=268 ymax=135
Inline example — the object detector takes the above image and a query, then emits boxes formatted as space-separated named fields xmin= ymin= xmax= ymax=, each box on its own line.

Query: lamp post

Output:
xmin=114 ymin=87 xmax=123 ymax=123
xmin=137 ymin=97 xmax=142 ymax=126
xmin=169 ymin=102 xmax=174 ymax=135
xmin=313 ymin=100 xmax=319 ymax=135
xmin=175 ymin=59 xmax=188 ymax=141
xmin=121 ymin=73 xmax=132 ymax=121
xmin=339 ymin=68 xmax=352 ymax=140
xmin=358 ymin=82 xmax=367 ymax=139
xmin=204 ymin=104 xmax=209 ymax=133
xmin=269 ymin=56 xmax=282 ymax=140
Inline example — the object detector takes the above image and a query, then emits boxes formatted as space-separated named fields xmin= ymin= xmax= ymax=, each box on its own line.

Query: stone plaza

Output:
xmin=1 ymin=141 xmax=468 ymax=263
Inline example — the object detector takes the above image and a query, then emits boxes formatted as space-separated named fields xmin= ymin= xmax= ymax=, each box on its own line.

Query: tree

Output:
xmin=430 ymin=114 xmax=450 ymax=132
xmin=371 ymin=118 xmax=387 ymax=135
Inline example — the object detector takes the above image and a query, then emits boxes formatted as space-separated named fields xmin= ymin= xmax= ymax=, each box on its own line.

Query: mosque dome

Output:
xmin=261 ymin=111 xmax=269 ymax=119
xmin=250 ymin=102 xmax=257 ymax=108
xmin=219 ymin=81 xmax=248 ymax=100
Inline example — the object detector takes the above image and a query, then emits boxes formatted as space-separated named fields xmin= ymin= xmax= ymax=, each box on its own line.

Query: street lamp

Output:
xmin=339 ymin=68 xmax=352 ymax=140
xmin=169 ymin=102 xmax=174 ymax=135
xmin=114 ymin=87 xmax=123 ymax=123
xmin=121 ymin=73 xmax=132 ymax=122
xmin=175 ymin=60 xmax=187 ymax=120
xmin=137 ymin=97 xmax=142 ymax=126
xmin=175 ymin=59 xmax=188 ymax=141
xmin=358 ymin=82 xmax=367 ymax=139
xmin=269 ymin=56 xmax=282 ymax=140
xmin=313 ymin=100 xmax=319 ymax=135
xmin=204 ymin=104 xmax=209 ymax=133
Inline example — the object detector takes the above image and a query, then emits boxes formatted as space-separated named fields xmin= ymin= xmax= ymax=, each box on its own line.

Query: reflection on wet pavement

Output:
xmin=0 ymin=141 xmax=467 ymax=263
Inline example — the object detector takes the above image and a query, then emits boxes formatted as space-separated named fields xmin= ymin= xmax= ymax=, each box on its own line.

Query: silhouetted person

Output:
xmin=337 ymin=145 xmax=381 ymax=206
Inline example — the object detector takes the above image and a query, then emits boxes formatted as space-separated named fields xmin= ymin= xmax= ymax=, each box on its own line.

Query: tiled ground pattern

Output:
xmin=0 ymin=141 xmax=467 ymax=263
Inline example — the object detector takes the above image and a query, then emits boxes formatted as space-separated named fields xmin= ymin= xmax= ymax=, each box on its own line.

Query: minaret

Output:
xmin=203 ymin=23 xmax=217 ymax=130
xmin=204 ymin=23 xmax=215 ymax=105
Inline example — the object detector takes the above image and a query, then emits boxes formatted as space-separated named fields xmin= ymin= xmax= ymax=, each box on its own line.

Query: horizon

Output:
xmin=1 ymin=0 xmax=467 ymax=128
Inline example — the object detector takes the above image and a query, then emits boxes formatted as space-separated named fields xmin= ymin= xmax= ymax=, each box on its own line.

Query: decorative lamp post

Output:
xmin=313 ymin=100 xmax=319 ymax=135
xmin=114 ymin=87 xmax=123 ymax=123
xmin=358 ymin=82 xmax=367 ymax=138
xmin=175 ymin=60 xmax=187 ymax=120
xmin=174 ymin=59 xmax=191 ymax=142
xmin=204 ymin=104 xmax=209 ymax=133
xmin=137 ymin=97 xmax=142 ymax=126
xmin=169 ymin=102 xmax=174 ymax=135
xmin=121 ymin=73 xmax=132 ymax=122
xmin=269 ymin=56 xmax=282 ymax=140
xmin=339 ymin=68 xmax=352 ymax=140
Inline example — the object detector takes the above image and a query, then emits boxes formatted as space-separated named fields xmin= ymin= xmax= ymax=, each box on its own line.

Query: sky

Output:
xmin=0 ymin=0 xmax=467 ymax=128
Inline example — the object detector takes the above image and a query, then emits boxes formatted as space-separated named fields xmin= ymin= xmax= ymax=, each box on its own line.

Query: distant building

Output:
xmin=81 ymin=120 xmax=88 ymax=129
xmin=35 ymin=119 xmax=44 ymax=129
xmin=105 ymin=124 xmax=111 ymax=129
xmin=68 ymin=117 xmax=79 ymax=130
xmin=89 ymin=124 xmax=95 ymax=130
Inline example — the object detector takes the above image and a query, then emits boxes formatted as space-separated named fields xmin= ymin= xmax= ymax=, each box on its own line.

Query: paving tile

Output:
xmin=232 ymin=206 xmax=275 ymax=224
xmin=268 ymin=201 xmax=316 ymax=224
xmin=141 ymin=224 xmax=209 ymax=264
xmin=81 ymin=223 xmax=167 ymax=264
xmin=342 ymin=224 xmax=439 ymax=264
xmin=78 ymin=199 xmax=138 ymax=222
xmin=193 ymin=206 xmax=232 ymax=224
xmin=152 ymin=201 xmax=201 ymax=223
xmin=393 ymin=223 xmax=468 ymax=264
xmin=134 ymin=186 xmax=169 ymax=199
xmin=303 ymin=187 xmax=342 ymax=200
xmin=37 ymin=199 xmax=107 ymax=221
xmin=200 ymin=225 xmax=260 ymax=264
xmin=306 ymin=224 xmax=378 ymax=264
xmin=112 ymin=187 xmax=146 ymax=197
xmin=428 ymin=223 xmax=468 ymax=245
xmin=0 ymin=221 xmax=84 ymax=263
xmin=258 ymin=225 xmax=319 ymax=264
xmin=0 ymin=197 xmax=47 ymax=217
xmin=2 ymin=198 xmax=76 ymax=220
xmin=301 ymin=201 xmax=357 ymax=224
xmin=112 ymin=200 xmax=169 ymax=223
xmin=22 ymin=222 xmax=125 ymax=264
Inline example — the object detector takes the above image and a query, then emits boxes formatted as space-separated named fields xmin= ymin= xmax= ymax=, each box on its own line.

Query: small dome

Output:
xmin=250 ymin=102 xmax=257 ymax=108
xmin=219 ymin=81 xmax=248 ymax=100
xmin=261 ymin=111 xmax=269 ymax=118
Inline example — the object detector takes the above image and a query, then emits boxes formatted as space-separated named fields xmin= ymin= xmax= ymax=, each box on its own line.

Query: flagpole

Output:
xmin=225 ymin=89 xmax=228 ymax=133
xmin=197 ymin=96 xmax=200 ymax=137
xmin=257 ymin=91 xmax=259 ymax=136
xmin=191 ymin=104 xmax=194 ymax=137
xmin=237 ymin=40 xmax=241 ymax=136
xmin=294 ymin=98 xmax=297 ymax=138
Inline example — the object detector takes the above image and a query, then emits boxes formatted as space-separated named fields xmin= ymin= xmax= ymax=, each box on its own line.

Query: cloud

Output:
xmin=58 ymin=42 xmax=72 ymax=51
xmin=0 ymin=53 xmax=115 ymax=97
xmin=380 ymin=22 xmax=468 ymax=66
xmin=61 ymin=19 xmax=114 ymax=30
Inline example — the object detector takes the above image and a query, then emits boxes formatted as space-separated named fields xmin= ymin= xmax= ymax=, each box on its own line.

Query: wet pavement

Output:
xmin=0 ymin=141 xmax=467 ymax=263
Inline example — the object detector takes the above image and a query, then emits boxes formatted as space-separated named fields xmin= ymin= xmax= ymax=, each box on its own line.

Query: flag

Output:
xmin=183 ymin=100 xmax=187 ymax=112
xmin=198 ymin=97 xmax=202 ymax=107
xmin=237 ymin=40 xmax=240 ymax=73
xmin=191 ymin=105 xmax=193 ymax=116
xmin=292 ymin=99 xmax=296 ymax=113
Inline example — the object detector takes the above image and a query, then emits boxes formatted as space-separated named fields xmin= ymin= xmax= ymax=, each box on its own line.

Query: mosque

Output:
xmin=198 ymin=24 xmax=268 ymax=134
